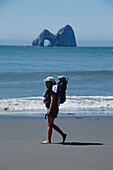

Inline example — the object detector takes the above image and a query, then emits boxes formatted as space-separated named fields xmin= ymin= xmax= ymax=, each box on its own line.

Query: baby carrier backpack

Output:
xmin=57 ymin=78 xmax=68 ymax=105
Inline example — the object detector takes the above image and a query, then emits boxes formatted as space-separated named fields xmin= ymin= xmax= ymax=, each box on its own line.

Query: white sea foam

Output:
xmin=0 ymin=96 xmax=46 ymax=112
xmin=0 ymin=96 xmax=113 ymax=116
xmin=60 ymin=96 xmax=113 ymax=116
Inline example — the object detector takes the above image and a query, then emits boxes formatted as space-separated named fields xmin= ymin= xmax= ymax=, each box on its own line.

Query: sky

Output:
xmin=0 ymin=0 xmax=113 ymax=46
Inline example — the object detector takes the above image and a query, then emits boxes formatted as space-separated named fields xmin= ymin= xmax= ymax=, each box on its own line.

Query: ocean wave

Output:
xmin=0 ymin=96 xmax=113 ymax=113
xmin=0 ymin=70 xmax=113 ymax=79
xmin=59 ymin=70 xmax=113 ymax=76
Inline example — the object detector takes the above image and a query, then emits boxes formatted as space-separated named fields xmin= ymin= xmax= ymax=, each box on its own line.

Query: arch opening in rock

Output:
xmin=44 ymin=39 xmax=51 ymax=46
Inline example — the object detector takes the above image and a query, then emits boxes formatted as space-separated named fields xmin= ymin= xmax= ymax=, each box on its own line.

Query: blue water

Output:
xmin=0 ymin=46 xmax=113 ymax=98
xmin=0 ymin=46 xmax=113 ymax=117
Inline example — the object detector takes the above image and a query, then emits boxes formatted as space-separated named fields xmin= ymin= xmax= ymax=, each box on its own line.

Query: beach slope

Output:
xmin=0 ymin=117 xmax=113 ymax=170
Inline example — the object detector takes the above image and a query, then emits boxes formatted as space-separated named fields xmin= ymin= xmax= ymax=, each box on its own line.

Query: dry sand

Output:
xmin=0 ymin=117 xmax=113 ymax=170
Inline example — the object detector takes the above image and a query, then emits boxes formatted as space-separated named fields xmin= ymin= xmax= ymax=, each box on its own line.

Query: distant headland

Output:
xmin=32 ymin=25 xmax=77 ymax=47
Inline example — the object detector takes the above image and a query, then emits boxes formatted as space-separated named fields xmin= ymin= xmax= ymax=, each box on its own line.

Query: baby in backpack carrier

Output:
xmin=58 ymin=75 xmax=68 ymax=85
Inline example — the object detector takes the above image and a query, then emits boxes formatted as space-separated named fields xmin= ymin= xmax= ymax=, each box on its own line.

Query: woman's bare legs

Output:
xmin=41 ymin=116 xmax=67 ymax=144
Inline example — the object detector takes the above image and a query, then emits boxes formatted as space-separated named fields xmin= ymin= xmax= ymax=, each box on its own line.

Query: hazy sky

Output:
xmin=0 ymin=0 xmax=113 ymax=46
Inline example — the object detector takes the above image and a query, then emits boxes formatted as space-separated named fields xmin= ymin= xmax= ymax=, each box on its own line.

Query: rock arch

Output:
xmin=32 ymin=29 xmax=54 ymax=46
xmin=32 ymin=25 xmax=77 ymax=47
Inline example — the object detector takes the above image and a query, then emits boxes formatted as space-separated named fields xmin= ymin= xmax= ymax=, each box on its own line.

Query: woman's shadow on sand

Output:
xmin=61 ymin=142 xmax=103 ymax=146
xmin=53 ymin=141 xmax=103 ymax=146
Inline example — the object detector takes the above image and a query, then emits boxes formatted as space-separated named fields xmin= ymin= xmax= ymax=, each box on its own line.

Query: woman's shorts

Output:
xmin=49 ymin=105 xmax=59 ymax=118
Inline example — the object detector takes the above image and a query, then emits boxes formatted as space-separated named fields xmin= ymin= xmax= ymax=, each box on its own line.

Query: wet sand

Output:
xmin=0 ymin=117 xmax=113 ymax=170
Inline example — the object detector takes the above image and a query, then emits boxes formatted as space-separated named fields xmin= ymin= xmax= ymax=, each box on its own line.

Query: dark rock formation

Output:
xmin=32 ymin=25 xmax=77 ymax=47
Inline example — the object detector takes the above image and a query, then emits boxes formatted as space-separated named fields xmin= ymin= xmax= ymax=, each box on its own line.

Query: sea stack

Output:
xmin=32 ymin=25 xmax=77 ymax=47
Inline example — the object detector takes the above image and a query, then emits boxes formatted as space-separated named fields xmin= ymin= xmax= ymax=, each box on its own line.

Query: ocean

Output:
xmin=0 ymin=45 xmax=113 ymax=117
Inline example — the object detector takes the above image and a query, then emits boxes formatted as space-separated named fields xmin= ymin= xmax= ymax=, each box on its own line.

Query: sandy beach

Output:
xmin=0 ymin=116 xmax=113 ymax=170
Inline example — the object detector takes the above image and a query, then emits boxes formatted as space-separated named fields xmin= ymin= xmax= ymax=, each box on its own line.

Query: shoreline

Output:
xmin=0 ymin=111 xmax=113 ymax=119
xmin=0 ymin=114 xmax=113 ymax=119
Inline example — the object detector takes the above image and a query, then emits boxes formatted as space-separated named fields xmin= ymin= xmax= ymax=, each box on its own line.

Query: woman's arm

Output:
xmin=47 ymin=93 xmax=56 ymax=114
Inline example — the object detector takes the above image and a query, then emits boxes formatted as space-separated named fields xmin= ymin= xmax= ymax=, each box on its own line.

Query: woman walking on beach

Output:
xmin=41 ymin=76 xmax=67 ymax=144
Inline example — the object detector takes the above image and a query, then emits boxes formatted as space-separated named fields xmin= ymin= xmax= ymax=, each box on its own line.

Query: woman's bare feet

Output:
xmin=62 ymin=134 xmax=67 ymax=143
xmin=41 ymin=140 xmax=51 ymax=144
